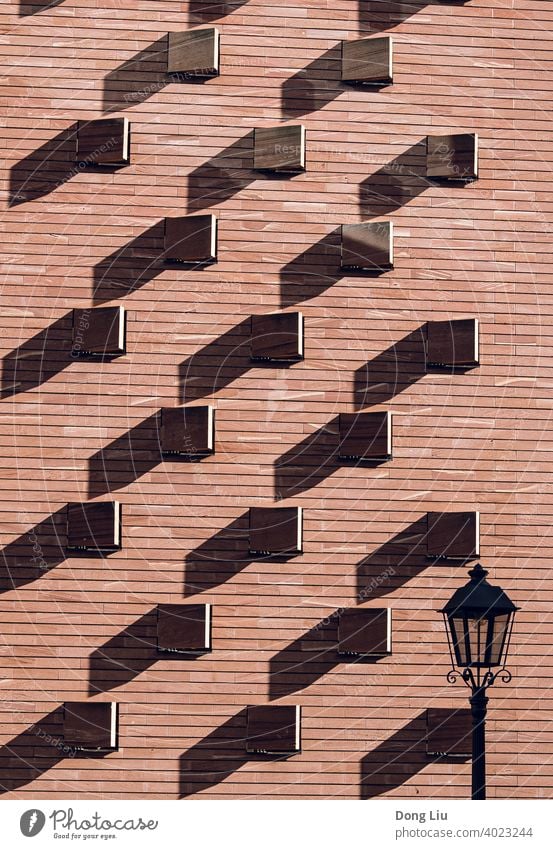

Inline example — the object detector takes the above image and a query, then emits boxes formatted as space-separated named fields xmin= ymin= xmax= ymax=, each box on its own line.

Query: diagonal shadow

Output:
xmin=281 ymin=46 xmax=342 ymax=118
xmin=353 ymin=327 xmax=427 ymax=410
xmin=0 ymin=507 xmax=67 ymax=594
xmin=184 ymin=511 xmax=297 ymax=597
xmin=269 ymin=610 xmax=381 ymax=700
xmin=89 ymin=610 xmax=157 ymax=695
xmin=18 ymin=0 xmax=64 ymax=16
xmin=359 ymin=0 xmax=438 ymax=33
xmin=88 ymin=413 xmax=161 ymax=498
xmin=92 ymin=221 xmax=165 ymax=304
xmin=103 ymin=36 xmax=169 ymax=113
xmin=274 ymin=414 xmax=389 ymax=500
xmin=179 ymin=317 xmax=251 ymax=404
xmin=0 ymin=707 xmax=72 ymax=793
xmin=179 ymin=708 xmax=295 ymax=797
xmin=8 ymin=125 xmax=77 ymax=207
xmin=356 ymin=517 xmax=428 ymax=602
xmin=275 ymin=415 xmax=340 ymax=499
xmin=187 ymin=133 xmax=257 ymax=212
xmin=188 ymin=0 xmax=249 ymax=24
xmin=1 ymin=313 xmax=72 ymax=399
xmin=179 ymin=316 xmax=299 ymax=404
xmin=360 ymin=141 xmax=429 ymax=218
xmin=179 ymin=710 xmax=249 ymax=797
xmin=360 ymin=710 xmax=470 ymax=799
xmin=279 ymin=228 xmax=342 ymax=308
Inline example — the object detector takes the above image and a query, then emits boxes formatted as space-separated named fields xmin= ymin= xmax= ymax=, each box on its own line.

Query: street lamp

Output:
xmin=440 ymin=563 xmax=519 ymax=800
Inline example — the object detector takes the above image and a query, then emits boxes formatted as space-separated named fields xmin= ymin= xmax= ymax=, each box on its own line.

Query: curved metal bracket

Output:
xmin=445 ymin=665 xmax=513 ymax=692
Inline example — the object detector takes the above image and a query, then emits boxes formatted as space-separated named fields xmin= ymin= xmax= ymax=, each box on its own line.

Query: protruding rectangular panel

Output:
xmin=76 ymin=118 xmax=130 ymax=166
xmin=341 ymin=222 xmax=393 ymax=271
xmin=250 ymin=312 xmax=304 ymax=362
xmin=157 ymin=603 xmax=212 ymax=654
xmin=63 ymin=702 xmax=118 ymax=751
xmin=167 ymin=28 xmax=220 ymax=76
xmin=338 ymin=608 xmax=392 ymax=656
xmin=426 ymin=511 xmax=480 ymax=559
xmin=72 ymin=306 xmax=126 ymax=357
xmin=426 ymin=133 xmax=478 ymax=180
xmin=338 ymin=411 xmax=392 ymax=461
xmin=426 ymin=708 xmax=472 ymax=757
xmin=341 ymin=36 xmax=392 ymax=85
xmin=426 ymin=318 xmax=479 ymax=367
xmin=246 ymin=705 xmax=301 ymax=754
xmin=66 ymin=501 xmax=121 ymax=552
xmin=253 ymin=125 xmax=306 ymax=172
xmin=160 ymin=406 xmax=215 ymax=456
xmin=164 ymin=215 xmax=217 ymax=264
xmin=248 ymin=506 xmax=302 ymax=555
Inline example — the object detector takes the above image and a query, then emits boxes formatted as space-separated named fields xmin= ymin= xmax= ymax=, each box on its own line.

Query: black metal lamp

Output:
xmin=440 ymin=563 xmax=518 ymax=800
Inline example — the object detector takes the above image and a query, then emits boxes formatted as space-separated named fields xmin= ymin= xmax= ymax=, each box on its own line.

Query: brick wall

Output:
xmin=1 ymin=0 xmax=552 ymax=798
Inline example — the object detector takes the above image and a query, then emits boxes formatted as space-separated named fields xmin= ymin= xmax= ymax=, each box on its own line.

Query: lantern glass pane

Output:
xmin=487 ymin=612 xmax=509 ymax=666
xmin=449 ymin=615 xmax=468 ymax=665
xmin=467 ymin=616 xmax=486 ymax=666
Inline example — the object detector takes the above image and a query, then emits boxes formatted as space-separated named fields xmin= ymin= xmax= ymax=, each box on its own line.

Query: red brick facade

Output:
xmin=1 ymin=0 xmax=552 ymax=799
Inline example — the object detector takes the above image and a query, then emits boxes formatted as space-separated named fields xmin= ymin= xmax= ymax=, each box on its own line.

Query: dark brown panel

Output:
xmin=66 ymin=501 xmax=121 ymax=551
xmin=167 ymin=28 xmax=220 ymax=76
xmin=160 ymin=406 xmax=214 ymax=456
xmin=338 ymin=608 xmax=391 ymax=655
xmin=157 ymin=603 xmax=212 ymax=653
xmin=72 ymin=306 xmax=126 ymax=357
xmin=426 ymin=511 xmax=479 ymax=559
xmin=250 ymin=312 xmax=303 ymax=361
xmin=164 ymin=215 xmax=217 ymax=263
xmin=246 ymin=705 xmax=301 ymax=754
xmin=338 ymin=411 xmax=392 ymax=460
xmin=341 ymin=36 xmax=392 ymax=84
xmin=341 ymin=222 xmax=393 ymax=270
xmin=248 ymin=506 xmax=302 ymax=555
xmin=76 ymin=118 xmax=130 ymax=165
xmin=426 ymin=133 xmax=478 ymax=180
xmin=426 ymin=708 xmax=472 ymax=757
xmin=253 ymin=125 xmax=305 ymax=172
xmin=63 ymin=702 xmax=118 ymax=751
xmin=426 ymin=318 xmax=479 ymax=367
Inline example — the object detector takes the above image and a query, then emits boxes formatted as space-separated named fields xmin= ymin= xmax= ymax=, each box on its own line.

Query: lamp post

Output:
xmin=440 ymin=563 xmax=518 ymax=800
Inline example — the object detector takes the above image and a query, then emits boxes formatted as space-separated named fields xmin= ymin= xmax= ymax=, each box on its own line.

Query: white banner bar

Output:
xmin=0 ymin=799 xmax=550 ymax=849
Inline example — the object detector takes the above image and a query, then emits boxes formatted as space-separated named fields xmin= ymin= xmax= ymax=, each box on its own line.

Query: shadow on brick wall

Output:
xmin=103 ymin=37 xmax=169 ymax=113
xmin=359 ymin=141 xmax=429 ymax=218
xmin=179 ymin=317 xmax=250 ymax=403
xmin=274 ymin=414 xmax=389 ymax=499
xmin=360 ymin=710 xmax=470 ymax=798
xmin=269 ymin=610 xmax=382 ymax=700
xmin=0 ymin=708 xmax=71 ymax=793
xmin=18 ymin=0 xmax=64 ymax=16
xmin=281 ymin=46 xmax=342 ymax=118
xmin=88 ymin=414 xmax=161 ymax=498
xmin=92 ymin=221 xmax=165 ymax=304
xmin=88 ymin=610 xmax=158 ymax=694
xmin=0 ymin=507 xmax=68 ymax=594
xmin=186 ymin=133 xmax=255 ymax=211
xmin=353 ymin=327 xmax=427 ymax=410
xmin=356 ymin=517 xmax=429 ymax=602
xmin=279 ymin=228 xmax=343 ymax=308
xmin=1 ymin=313 xmax=73 ymax=399
xmin=360 ymin=712 xmax=429 ymax=798
xmin=179 ymin=708 xmax=295 ymax=797
xmin=8 ymin=125 xmax=77 ymax=206
xmin=184 ymin=511 xmax=298 ymax=596
xmin=188 ymin=0 xmax=249 ymax=24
